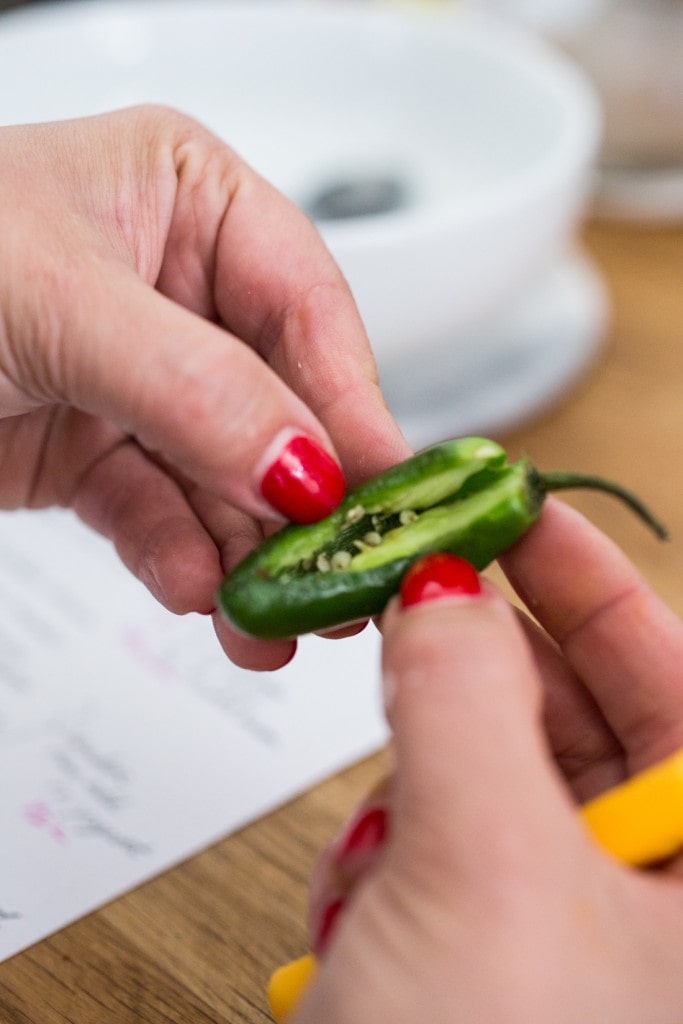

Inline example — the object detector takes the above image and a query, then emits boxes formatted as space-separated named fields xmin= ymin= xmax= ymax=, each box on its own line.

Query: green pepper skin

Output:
xmin=218 ymin=435 xmax=666 ymax=641
xmin=218 ymin=438 xmax=543 ymax=640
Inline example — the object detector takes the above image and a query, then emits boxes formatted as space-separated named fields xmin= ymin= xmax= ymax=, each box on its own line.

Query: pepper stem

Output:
xmin=535 ymin=471 xmax=669 ymax=541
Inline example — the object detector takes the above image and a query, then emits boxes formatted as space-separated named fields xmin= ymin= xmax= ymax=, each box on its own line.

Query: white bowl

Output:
xmin=0 ymin=0 xmax=601 ymax=404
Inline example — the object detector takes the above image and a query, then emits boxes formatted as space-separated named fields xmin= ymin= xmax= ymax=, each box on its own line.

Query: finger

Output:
xmin=202 ymin=161 xmax=412 ymax=484
xmin=189 ymin=486 xmax=297 ymax=671
xmin=212 ymin=611 xmax=296 ymax=672
xmin=308 ymin=782 xmax=391 ymax=955
xmin=31 ymin=399 xmax=295 ymax=667
xmin=500 ymin=499 xmax=683 ymax=773
xmin=517 ymin=611 xmax=624 ymax=801
xmin=72 ymin=437 xmax=221 ymax=615
xmin=315 ymin=622 xmax=369 ymax=640
xmin=381 ymin=575 xmax=580 ymax=889
xmin=152 ymin=118 xmax=410 ymax=484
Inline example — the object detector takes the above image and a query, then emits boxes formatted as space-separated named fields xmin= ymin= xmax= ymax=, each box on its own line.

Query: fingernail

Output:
xmin=336 ymin=806 xmax=388 ymax=862
xmin=313 ymin=897 xmax=345 ymax=956
xmin=400 ymin=552 xmax=481 ymax=608
xmin=261 ymin=434 xmax=346 ymax=524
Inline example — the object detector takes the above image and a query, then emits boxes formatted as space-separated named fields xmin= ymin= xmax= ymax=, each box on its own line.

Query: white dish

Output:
xmin=0 ymin=0 xmax=602 ymax=431
xmin=388 ymin=248 xmax=608 ymax=449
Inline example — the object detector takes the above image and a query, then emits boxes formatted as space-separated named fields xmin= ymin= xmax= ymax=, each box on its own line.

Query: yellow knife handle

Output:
xmin=268 ymin=953 xmax=317 ymax=1023
xmin=581 ymin=748 xmax=683 ymax=867
xmin=268 ymin=747 xmax=683 ymax=1022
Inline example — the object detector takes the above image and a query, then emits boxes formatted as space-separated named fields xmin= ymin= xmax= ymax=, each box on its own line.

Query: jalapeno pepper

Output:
xmin=218 ymin=437 xmax=667 ymax=640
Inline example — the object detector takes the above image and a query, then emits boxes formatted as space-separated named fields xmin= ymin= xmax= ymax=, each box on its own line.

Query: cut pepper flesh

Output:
xmin=218 ymin=435 xmax=666 ymax=641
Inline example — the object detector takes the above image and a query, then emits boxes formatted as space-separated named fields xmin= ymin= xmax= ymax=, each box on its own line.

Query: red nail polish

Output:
xmin=313 ymin=897 xmax=345 ymax=956
xmin=400 ymin=552 xmax=481 ymax=608
xmin=336 ymin=806 xmax=388 ymax=861
xmin=261 ymin=436 xmax=346 ymax=524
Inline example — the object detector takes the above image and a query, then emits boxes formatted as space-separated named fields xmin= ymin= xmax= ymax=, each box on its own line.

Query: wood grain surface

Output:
xmin=2 ymin=220 xmax=682 ymax=1022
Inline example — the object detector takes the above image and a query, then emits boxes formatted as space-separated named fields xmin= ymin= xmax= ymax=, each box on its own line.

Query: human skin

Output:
xmin=0 ymin=105 xmax=410 ymax=669
xmin=299 ymin=498 xmax=683 ymax=1023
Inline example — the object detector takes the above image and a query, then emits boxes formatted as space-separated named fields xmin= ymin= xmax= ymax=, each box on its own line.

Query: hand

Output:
xmin=0 ymin=105 xmax=410 ymax=669
xmin=298 ymin=498 xmax=683 ymax=1023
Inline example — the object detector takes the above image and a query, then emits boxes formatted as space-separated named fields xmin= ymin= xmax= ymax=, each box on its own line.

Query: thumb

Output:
xmin=381 ymin=555 xmax=577 ymax=881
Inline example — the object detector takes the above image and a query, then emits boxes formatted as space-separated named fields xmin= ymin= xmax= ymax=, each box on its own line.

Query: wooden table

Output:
xmin=2 ymin=221 xmax=682 ymax=1021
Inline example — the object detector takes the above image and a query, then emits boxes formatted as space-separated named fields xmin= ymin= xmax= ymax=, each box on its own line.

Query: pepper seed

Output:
xmin=363 ymin=531 xmax=383 ymax=547
xmin=331 ymin=550 xmax=352 ymax=571
xmin=344 ymin=504 xmax=366 ymax=524
xmin=316 ymin=554 xmax=332 ymax=573
xmin=399 ymin=509 xmax=418 ymax=525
